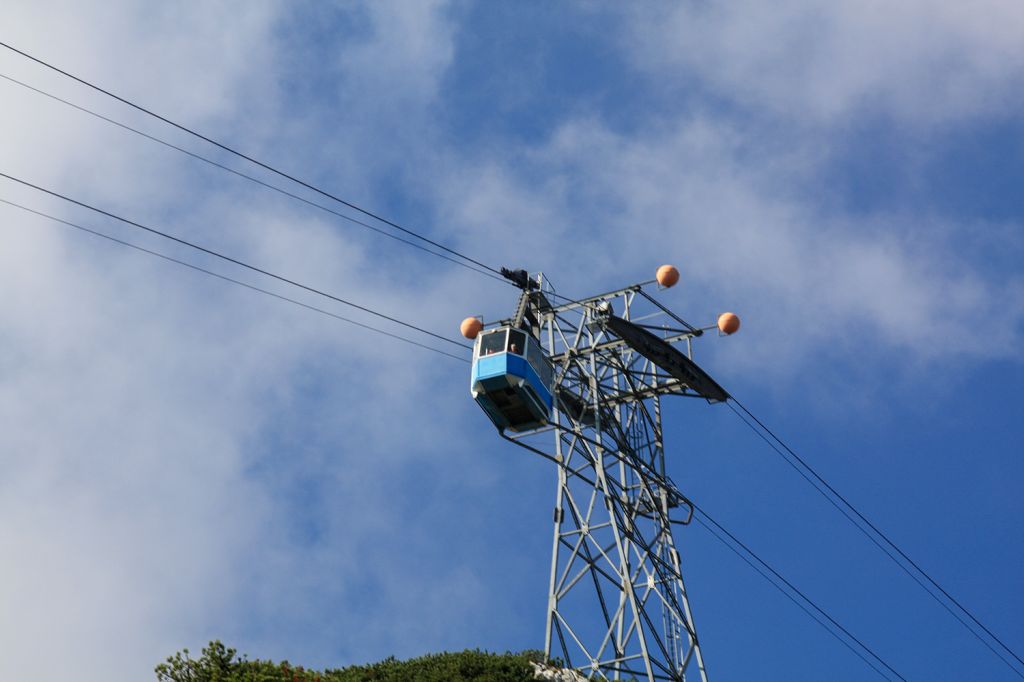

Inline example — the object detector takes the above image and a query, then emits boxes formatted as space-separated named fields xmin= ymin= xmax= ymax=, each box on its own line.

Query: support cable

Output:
xmin=0 ymin=72 xmax=507 ymax=285
xmin=728 ymin=396 xmax=1024 ymax=679
xmin=595 ymin=413 xmax=897 ymax=679
xmin=0 ymin=198 xmax=469 ymax=363
xmin=686 ymin=513 xmax=893 ymax=681
xmin=536 ymin=357 xmax=903 ymax=679
xmin=0 ymin=172 xmax=469 ymax=351
xmin=502 ymin=431 xmax=903 ymax=681
xmin=0 ymin=41 xmax=505 ymax=279
xmin=686 ymin=502 xmax=908 ymax=681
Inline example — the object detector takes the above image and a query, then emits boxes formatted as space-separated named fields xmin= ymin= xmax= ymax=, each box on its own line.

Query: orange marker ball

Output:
xmin=460 ymin=317 xmax=484 ymax=339
xmin=656 ymin=265 xmax=680 ymax=288
xmin=717 ymin=312 xmax=740 ymax=335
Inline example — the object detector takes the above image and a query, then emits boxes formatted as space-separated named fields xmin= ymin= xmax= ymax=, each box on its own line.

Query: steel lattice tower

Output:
xmin=494 ymin=273 xmax=728 ymax=682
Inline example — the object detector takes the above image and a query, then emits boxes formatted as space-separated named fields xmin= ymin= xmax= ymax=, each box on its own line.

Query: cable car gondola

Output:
xmin=470 ymin=325 xmax=553 ymax=432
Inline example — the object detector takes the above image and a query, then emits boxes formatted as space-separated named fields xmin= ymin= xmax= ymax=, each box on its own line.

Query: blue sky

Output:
xmin=0 ymin=2 xmax=1022 ymax=680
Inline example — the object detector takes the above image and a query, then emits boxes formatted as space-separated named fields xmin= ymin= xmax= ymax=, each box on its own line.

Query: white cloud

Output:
xmin=625 ymin=0 xmax=1024 ymax=125
xmin=0 ymin=1 xmax=501 ymax=679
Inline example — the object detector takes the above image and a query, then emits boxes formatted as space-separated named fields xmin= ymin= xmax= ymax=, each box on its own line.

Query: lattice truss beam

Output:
xmin=504 ymin=283 xmax=712 ymax=682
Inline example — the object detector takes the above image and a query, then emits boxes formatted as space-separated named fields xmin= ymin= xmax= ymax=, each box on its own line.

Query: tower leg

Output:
xmin=540 ymin=424 xmax=708 ymax=681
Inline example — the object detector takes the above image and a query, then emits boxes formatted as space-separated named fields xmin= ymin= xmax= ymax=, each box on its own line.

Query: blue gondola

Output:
xmin=471 ymin=325 xmax=553 ymax=432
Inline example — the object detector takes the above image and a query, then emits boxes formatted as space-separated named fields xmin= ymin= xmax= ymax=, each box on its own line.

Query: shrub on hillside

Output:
xmin=156 ymin=641 xmax=546 ymax=682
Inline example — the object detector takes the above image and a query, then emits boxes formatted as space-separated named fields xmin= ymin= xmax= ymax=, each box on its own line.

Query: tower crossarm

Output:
xmin=547 ymin=283 xmax=646 ymax=314
xmin=591 ymin=378 xmax=701 ymax=408
xmin=548 ymin=330 xmax=700 ymax=364
xmin=586 ymin=377 xmax=709 ymax=410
